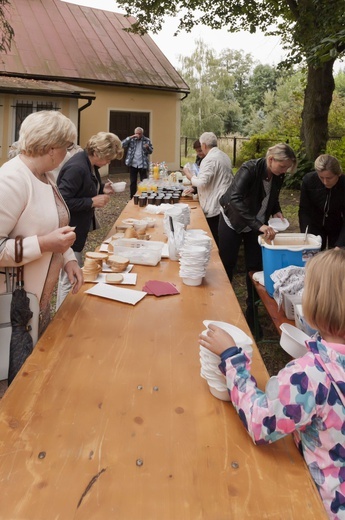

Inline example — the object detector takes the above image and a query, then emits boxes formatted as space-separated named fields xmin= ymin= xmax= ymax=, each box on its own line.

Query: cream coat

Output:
xmin=0 ymin=156 xmax=76 ymax=301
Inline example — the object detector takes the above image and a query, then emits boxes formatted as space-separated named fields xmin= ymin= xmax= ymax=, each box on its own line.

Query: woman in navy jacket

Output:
xmin=56 ymin=132 xmax=123 ymax=308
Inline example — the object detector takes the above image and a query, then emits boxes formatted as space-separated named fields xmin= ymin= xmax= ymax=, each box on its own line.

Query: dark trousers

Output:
xmin=129 ymin=166 xmax=148 ymax=198
xmin=206 ymin=214 xmax=220 ymax=247
xmin=218 ymin=213 xmax=262 ymax=315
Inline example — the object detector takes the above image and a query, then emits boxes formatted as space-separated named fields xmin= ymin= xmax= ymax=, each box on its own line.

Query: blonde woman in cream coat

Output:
xmin=0 ymin=111 xmax=83 ymax=335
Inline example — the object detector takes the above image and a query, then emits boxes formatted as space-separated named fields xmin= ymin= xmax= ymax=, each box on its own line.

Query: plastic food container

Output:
xmin=279 ymin=323 xmax=309 ymax=358
xmin=111 ymin=239 xmax=164 ymax=266
xmin=258 ymin=233 xmax=321 ymax=296
xmin=282 ymin=292 xmax=303 ymax=320
xmin=294 ymin=304 xmax=318 ymax=336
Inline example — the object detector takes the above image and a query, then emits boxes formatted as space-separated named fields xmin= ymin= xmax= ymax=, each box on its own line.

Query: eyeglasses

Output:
xmin=66 ymin=143 xmax=77 ymax=151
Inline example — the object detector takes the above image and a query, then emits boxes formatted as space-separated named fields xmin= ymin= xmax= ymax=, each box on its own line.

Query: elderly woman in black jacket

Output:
xmin=219 ymin=143 xmax=297 ymax=334
xmin=299 ymin=154 xmax=345 ymax=250
xmin=56 ymin=131 xmax=123 ymax=308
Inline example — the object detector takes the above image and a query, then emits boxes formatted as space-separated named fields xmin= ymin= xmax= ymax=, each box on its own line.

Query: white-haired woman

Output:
xmin=56 ymin=131 xmax=123 ymax=308
xmin=0 ymin=110 xmax=83 ymax=336
xmin=219 ymin=143 xmax=297 ymax=335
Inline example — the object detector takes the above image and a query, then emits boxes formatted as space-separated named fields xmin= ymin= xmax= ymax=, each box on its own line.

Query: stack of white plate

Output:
xmin=164 ymin=206 xmax=186 ymax=233
xmin=184 ymin=233 xmax=212 ymax=263
xmin=179 ymin=245 xmax=209 ymax=285
xmin=199 ymin=320 xmax=253 ymax=401
xmin=172 ymin=203 xmax=191 ymax=227
xmin=199 ymin=342 xmax=230 ymax=401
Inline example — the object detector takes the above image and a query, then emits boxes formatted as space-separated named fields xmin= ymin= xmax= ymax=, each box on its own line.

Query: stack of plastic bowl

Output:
xmin=199 ymin=321 xmax=253 ymax=400
xmin=184 ymin=232 xmax=212 ymax=263
xmin=179 ymin=245 xmax=209 ymax=286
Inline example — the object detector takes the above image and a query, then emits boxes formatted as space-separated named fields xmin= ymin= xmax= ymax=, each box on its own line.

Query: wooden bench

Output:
xmin=249 ymin=271 xmax=295 ymax=341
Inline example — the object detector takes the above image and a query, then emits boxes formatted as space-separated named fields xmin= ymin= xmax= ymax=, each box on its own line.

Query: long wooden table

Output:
xmin=0 ymin=200 xmax=326 ymax=519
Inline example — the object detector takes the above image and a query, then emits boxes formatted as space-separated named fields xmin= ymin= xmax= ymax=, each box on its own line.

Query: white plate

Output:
xmin=268 ymin=218 xmax=290 ymax=232
xmin=203 ymin=321 xmax=252 ymax=349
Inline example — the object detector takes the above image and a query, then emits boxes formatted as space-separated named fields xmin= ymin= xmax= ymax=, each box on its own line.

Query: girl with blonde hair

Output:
xmin=199 ymin=248 xmax=345 ymax=519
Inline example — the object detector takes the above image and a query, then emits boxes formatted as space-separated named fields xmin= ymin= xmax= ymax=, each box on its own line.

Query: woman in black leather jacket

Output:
xmin=299 ymin=154 xmax=345 ymax=250
xmin=219 ymin=143 xmax=297 ymax=334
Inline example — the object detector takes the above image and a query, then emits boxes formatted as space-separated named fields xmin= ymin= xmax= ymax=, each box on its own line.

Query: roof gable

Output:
xmin=0 ymin=0 xmax=189 ymax=93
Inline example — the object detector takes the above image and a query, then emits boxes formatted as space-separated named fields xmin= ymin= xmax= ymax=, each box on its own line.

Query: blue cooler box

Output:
xmin=259 ymin=233 xmax=322 ymax=296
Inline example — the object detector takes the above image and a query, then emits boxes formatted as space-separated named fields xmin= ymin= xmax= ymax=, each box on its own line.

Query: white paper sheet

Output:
xmin=85 ymin=283 xmax=146 ymax=305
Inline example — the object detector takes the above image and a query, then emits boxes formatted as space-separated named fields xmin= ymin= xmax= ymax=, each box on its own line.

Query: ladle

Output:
xmin=303 ymin=225 xmax=309 ymax=244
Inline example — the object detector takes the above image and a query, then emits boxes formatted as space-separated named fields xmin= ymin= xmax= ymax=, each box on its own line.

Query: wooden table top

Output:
xmin=0 ymin=201 xmax=326 ymax=519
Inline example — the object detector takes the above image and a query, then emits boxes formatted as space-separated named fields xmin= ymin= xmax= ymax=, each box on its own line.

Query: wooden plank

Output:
xmin=0 ymin=202 xmax=326 ymax=519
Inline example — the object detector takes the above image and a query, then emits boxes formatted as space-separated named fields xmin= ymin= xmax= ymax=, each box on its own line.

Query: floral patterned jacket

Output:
xmin=220 ymin=339 xmax=345 ymax=519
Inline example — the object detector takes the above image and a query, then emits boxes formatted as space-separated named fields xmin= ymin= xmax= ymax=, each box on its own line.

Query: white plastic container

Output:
xmin=294 ymin=304 xmax=318 ymax=336
xmin=259 ymin=233 xmax=322 ymax=296
xmin=111 ymin=239 xmax=164 ymax=266
xmin=280 ymin=323 xmax=310 ymax=358
xmin=282 ymin=292 xmax=303 ymax=320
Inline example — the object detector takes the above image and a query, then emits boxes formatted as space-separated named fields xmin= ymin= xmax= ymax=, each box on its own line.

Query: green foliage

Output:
xmin=235 ymin=133 xmax=301 ymax=166
xmin=118 ymin=0 xmax=345 ymax=160
xmin=326 ymin=136 xmax=345 ymax=169
xmin=178 ymin=40 xmax=249 ymax=136
xmin=284 ymin=153 xmax=313 ymax=190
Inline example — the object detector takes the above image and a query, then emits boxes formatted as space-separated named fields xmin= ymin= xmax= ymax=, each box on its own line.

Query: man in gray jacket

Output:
xmin=122 ymin=127 xmax=153 ymax=198
xmin=184 ymin=132 xmax=233 ymax=245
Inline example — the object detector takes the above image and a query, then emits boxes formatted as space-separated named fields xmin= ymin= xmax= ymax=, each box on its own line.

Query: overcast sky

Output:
xmin=62 ymin=0 xmax=289 ymax=68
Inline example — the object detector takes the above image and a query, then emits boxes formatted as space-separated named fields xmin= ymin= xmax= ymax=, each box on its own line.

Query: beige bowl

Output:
xmin=82 ymin=267 xmax=99 ymax=282
xmin=85 ymin=251 xmax=108 ymax=267
xmin=105 ymin=273 xmax=124 ymax=284
xmin=107 ymin=254 xmax=130 ymax=272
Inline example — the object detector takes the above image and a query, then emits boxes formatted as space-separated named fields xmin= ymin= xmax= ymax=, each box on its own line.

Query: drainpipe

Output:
xmin=77 ymin=98 xmax=93 ymax=144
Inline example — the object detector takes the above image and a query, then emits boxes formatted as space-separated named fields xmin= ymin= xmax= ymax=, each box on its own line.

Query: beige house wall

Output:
xmin=0 ymin=87 xmax=184 ymax=174
xmin=0 ymin=94 xmax=79 ymax=166
xmin=76 ymin=84 xmax=182 ymax=172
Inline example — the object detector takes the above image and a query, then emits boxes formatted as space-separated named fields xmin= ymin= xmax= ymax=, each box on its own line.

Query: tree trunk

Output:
xmin=300 ymin=59 xmax=336 ymax=161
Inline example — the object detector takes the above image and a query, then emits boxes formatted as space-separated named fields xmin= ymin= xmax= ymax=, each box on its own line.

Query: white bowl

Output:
xmin=186 ymin=229 xmax=208 ymax=236
xmin=182 ymin=276 xmax=203 ymax=286
xmin=208 ymin=385 xmax=231 ymax=401
xmin=203 ymin=321 xmax=252 ymax=351
xmin=143 ymin=217 xmax=156 ymax=228
xmin=133 ymin=220 xmax=148 ymax=233
xmin=111 ymin=181 xmax=127 ymax=193
xmin=279 ymin=323 xmax=310 ymax=358
xmin=268 ymin=218 xmax=290 ymax=232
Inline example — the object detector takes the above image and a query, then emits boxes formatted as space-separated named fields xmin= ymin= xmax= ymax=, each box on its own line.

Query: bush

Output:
xmin=235 ymin=133 xmax=302 ymax=167
xmin=326 ymin=137 xmax=345 ymax=169
xmin=284 ymin=152 xmax=313 ymax=190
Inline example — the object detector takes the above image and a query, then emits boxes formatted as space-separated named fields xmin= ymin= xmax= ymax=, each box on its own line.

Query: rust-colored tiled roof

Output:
xmin=0 ymin=0 xmax=189 ymax=93
xmin=0 ymin=75 xmax=95 ymax=97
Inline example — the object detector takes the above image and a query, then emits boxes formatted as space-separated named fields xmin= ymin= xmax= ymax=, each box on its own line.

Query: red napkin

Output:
xmin=142 ymin=280 xmax=180 ymax=296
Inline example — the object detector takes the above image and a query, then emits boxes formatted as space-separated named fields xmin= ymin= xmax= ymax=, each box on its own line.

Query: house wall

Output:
xmin=0 ymin=95 xmax=79 ymax=166
xmin=76 ymin=84 xmax=182 ymax=173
